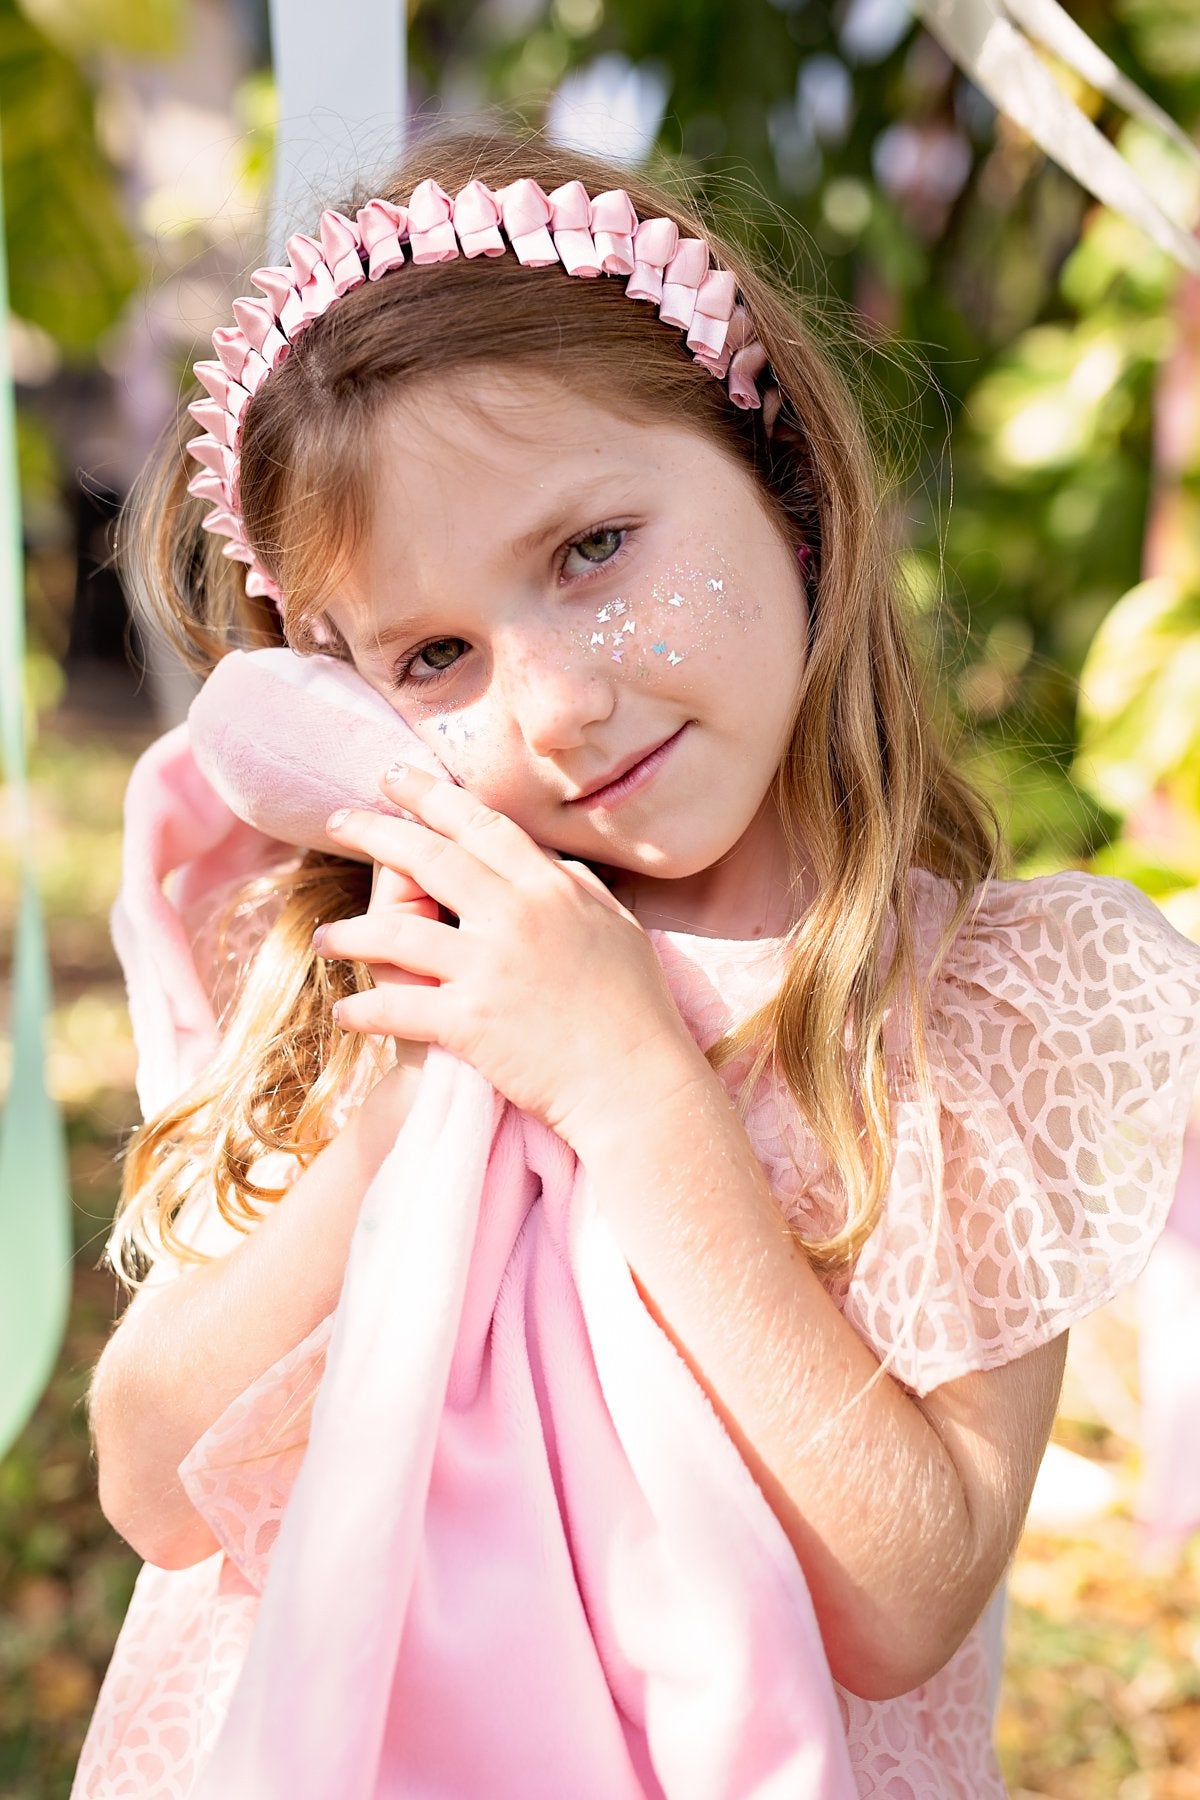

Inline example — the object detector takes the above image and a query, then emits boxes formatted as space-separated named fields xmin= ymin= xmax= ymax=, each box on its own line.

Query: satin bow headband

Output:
xmin=186 ymin=175 xmax=773 ymax=614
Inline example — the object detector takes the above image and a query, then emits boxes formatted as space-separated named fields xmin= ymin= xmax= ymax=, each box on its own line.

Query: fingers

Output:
xmin=365 ymin=875 xmax=443 ymax=988
xmin=368 ymin=962 xmax=440 ymax=991
xmin=327 ymin=764 xmax=552 ymax=917
xmin=370 ymin=862 xmax=438 ymax=915
xmin=378 ymin=762 xmax=544 ymax=882
xmin=326 ymin=807 xmax=504 ymax=918
xmin=314 ymin=908 xmax=457 ymax=982
xmin=333 ymin=981 xmax=442 ymax=1042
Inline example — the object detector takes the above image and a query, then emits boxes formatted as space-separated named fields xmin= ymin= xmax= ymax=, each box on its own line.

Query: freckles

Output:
xmin=570 ymin=546 xmax=759 ymax=677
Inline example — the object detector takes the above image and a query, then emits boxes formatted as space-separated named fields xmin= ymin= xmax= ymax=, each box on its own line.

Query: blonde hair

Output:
xmin=109 ymin=127 xmax=1005 ymax=1286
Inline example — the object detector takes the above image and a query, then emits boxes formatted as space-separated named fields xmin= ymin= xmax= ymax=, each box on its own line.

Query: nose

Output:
xmin=495 ymin=632 xmax=616 ymax=758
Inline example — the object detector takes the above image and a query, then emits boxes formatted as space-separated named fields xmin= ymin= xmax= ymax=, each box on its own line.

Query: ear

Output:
xmin=188 ymin=648 xmax=447 ymax=856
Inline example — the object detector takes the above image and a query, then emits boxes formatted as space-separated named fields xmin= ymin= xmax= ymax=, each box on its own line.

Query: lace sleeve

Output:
xmin=177 ymin=1315 xmax=334 ymax=1591
xmin=840 ymin=870 xmax=1200 ymax=1395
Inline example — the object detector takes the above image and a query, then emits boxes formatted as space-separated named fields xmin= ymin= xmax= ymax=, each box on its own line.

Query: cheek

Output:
xmin=409 ymin=692 xmax=497 ymax=762
xmin=406 ymin=693 xmax=531 ymax=810
xmin=569 ymin=548 xmax=763 ymax=679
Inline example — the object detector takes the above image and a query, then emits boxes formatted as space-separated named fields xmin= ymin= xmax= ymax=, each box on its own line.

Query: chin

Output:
xmin=605 ymin=832 xmax=744 ymax=883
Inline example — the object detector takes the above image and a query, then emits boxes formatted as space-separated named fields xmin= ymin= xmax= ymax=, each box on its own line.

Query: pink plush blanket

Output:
xmin=100 ymin=649 xmax=857 ymax=1798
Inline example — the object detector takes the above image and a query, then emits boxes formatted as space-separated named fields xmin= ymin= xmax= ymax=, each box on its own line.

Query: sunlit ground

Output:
xmin=2 ymin=711 xmax=1198 ymax=1799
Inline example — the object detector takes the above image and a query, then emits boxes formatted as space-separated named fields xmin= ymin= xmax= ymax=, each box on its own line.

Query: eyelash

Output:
xmin=388 ymin=523 xmax=634 ymax=690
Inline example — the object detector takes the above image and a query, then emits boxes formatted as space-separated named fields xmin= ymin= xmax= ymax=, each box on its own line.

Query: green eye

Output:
xmin=421 ymin=638 xmax=465 ymax=669
xmin=575 ymin=528 xmax=622 ymax=563
xmin=564 ymin=527 xmax=627 ymax=577
xmin=390 ymin=635 xmax=469 ymax=689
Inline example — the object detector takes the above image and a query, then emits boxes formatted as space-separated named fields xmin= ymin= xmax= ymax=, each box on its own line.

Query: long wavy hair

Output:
xmin=108 ymin=127 xmax=1005 ymax=1287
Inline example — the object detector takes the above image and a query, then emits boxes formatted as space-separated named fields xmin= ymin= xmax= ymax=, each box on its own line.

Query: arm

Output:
xmin=315 ymin=768 xmax=1065 ymax=1703
xmin=90 ymin=1058 xmax=423 ymax=1570
xmin=567 ymin=1051 xmax=1066 ymax=1703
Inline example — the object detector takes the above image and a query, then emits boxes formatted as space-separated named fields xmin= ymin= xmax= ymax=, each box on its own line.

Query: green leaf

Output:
xmin=1087 ymin=838 xmax=1195 ymax=895
xmin=1075 ymin=576 xmax=1200 ymax=813
xmin=0 ymin=7 xmax=141 ymax=353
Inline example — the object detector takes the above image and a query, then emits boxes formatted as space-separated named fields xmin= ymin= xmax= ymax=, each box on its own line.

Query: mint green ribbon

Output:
xmin=0 ymin=108 xmax=71 ymax=1460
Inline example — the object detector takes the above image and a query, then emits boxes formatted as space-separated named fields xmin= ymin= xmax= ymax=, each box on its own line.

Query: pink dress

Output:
xmin=74 ymin=867 xmax=1200 ymax=1799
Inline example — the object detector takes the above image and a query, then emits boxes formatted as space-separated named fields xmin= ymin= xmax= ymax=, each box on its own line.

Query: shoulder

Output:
xmin=849 ymin=866 xmax=1200 ymax=1394
xmin=905 ymin=861 xmax=1196 ymax=965
xmin=915 ymin=861 xmax=1200 ymax=965
xmin=906 ymin=865 xmax=1200 ymax=1116
xmin=894 ymin=865 xmax=1200 ymax=1067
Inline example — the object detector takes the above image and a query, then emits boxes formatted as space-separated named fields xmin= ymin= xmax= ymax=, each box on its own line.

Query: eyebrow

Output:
xmin=508 ymin=492 xmax=601 ymax=559
xmin=354 ymin=615 xmax=438 ymax=658
xmin=349 ymin=479 xmax=637 ymax=658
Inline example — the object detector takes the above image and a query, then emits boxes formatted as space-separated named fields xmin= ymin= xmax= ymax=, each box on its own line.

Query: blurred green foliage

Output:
xmin=0 ymin=727 xmax=144 ymax=1800
xmin=0 ymin=1 xmax=146 ymax=353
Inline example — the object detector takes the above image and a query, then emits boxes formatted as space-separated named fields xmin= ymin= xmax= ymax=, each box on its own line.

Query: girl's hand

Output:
xmin=360 ymin=861 xmax=438 ymax=1079
xmin=314 ymin=764 xmax=711 ymax=1150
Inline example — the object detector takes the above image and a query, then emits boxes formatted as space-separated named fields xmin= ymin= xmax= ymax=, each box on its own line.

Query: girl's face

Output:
xmin=325 ymin=370 xmax=811 ymax=936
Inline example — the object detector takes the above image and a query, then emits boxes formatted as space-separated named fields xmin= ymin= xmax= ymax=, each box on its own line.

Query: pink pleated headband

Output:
xmin=185 ymin=176 xmax=772 ymax=612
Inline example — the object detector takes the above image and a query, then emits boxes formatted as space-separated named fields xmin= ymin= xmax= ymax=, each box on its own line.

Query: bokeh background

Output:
xmin=4 ymin=0 xmax=1200 ymax=1794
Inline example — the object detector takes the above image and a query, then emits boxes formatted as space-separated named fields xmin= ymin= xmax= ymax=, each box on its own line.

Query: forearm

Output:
xmin=91 ymin=1062 xmax=419 ymax=1567
xmin=567 ymin=1052 xmax=1014 ymax=1700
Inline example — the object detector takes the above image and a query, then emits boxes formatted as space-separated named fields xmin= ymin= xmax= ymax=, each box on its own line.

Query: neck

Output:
xmin=599 ymin=803 xmax=810 ymax=942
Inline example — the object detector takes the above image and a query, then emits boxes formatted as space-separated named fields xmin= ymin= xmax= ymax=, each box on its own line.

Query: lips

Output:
xmin=567 ymin=728 xmax=683 ymax=804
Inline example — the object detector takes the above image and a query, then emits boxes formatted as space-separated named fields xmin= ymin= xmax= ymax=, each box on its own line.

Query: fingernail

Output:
xmin=311 ymin=924 xmax=327 ymax=951
xmin=326 ymin=808 xmax=349 ymax=831
xmin=331 ymin=1001 xmax=343 ymax=1025
xmin=384 ymin=761 xmax=408 ymax=787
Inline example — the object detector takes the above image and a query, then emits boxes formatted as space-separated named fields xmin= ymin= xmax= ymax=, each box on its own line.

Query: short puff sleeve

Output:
xmin=841 ymin=870 xmax=1200 ymax=1395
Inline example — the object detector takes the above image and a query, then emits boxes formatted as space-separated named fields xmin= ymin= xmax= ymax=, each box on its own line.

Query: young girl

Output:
xmin=77 ymin=130 xmax=1200 ymax=1798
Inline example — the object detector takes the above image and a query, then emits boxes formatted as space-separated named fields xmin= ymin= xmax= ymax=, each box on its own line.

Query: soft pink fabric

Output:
xmin=1136 ymin=1123 xmax=1200 ymax=1549
xmin=185 ymin=649 xmax=442 ymax=856
xmin=109 ymin=720 xmax=290 ymax=1116
xmin=76 ymin=650 xmax=1200 ymax=1798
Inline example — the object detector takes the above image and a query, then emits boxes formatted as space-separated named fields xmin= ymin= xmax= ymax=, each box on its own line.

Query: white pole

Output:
xmin=266 ymin=0 xmax=407 ymax=258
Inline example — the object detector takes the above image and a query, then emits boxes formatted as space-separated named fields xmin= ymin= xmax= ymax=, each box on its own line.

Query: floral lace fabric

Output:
xmin=658 ymin=867 xmax=1200 ymax=1396
xmin=75 ymin=868 xmax=1200 ymax=1798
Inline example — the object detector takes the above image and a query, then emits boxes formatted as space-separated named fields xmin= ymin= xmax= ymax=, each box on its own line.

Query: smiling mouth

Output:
xmin=566 ymin=725 xmax=688 ymax=808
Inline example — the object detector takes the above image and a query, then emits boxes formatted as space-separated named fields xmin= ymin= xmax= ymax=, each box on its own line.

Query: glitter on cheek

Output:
xmin=630 ymin=553 xmax=745 ymax=671
xmin=654 ymin=552 xmax=761 ymax=659
xmin=565 ymin=546 xmax=761 ymax=679
xmin=408 ymin=695 xmax=497 ymax=763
